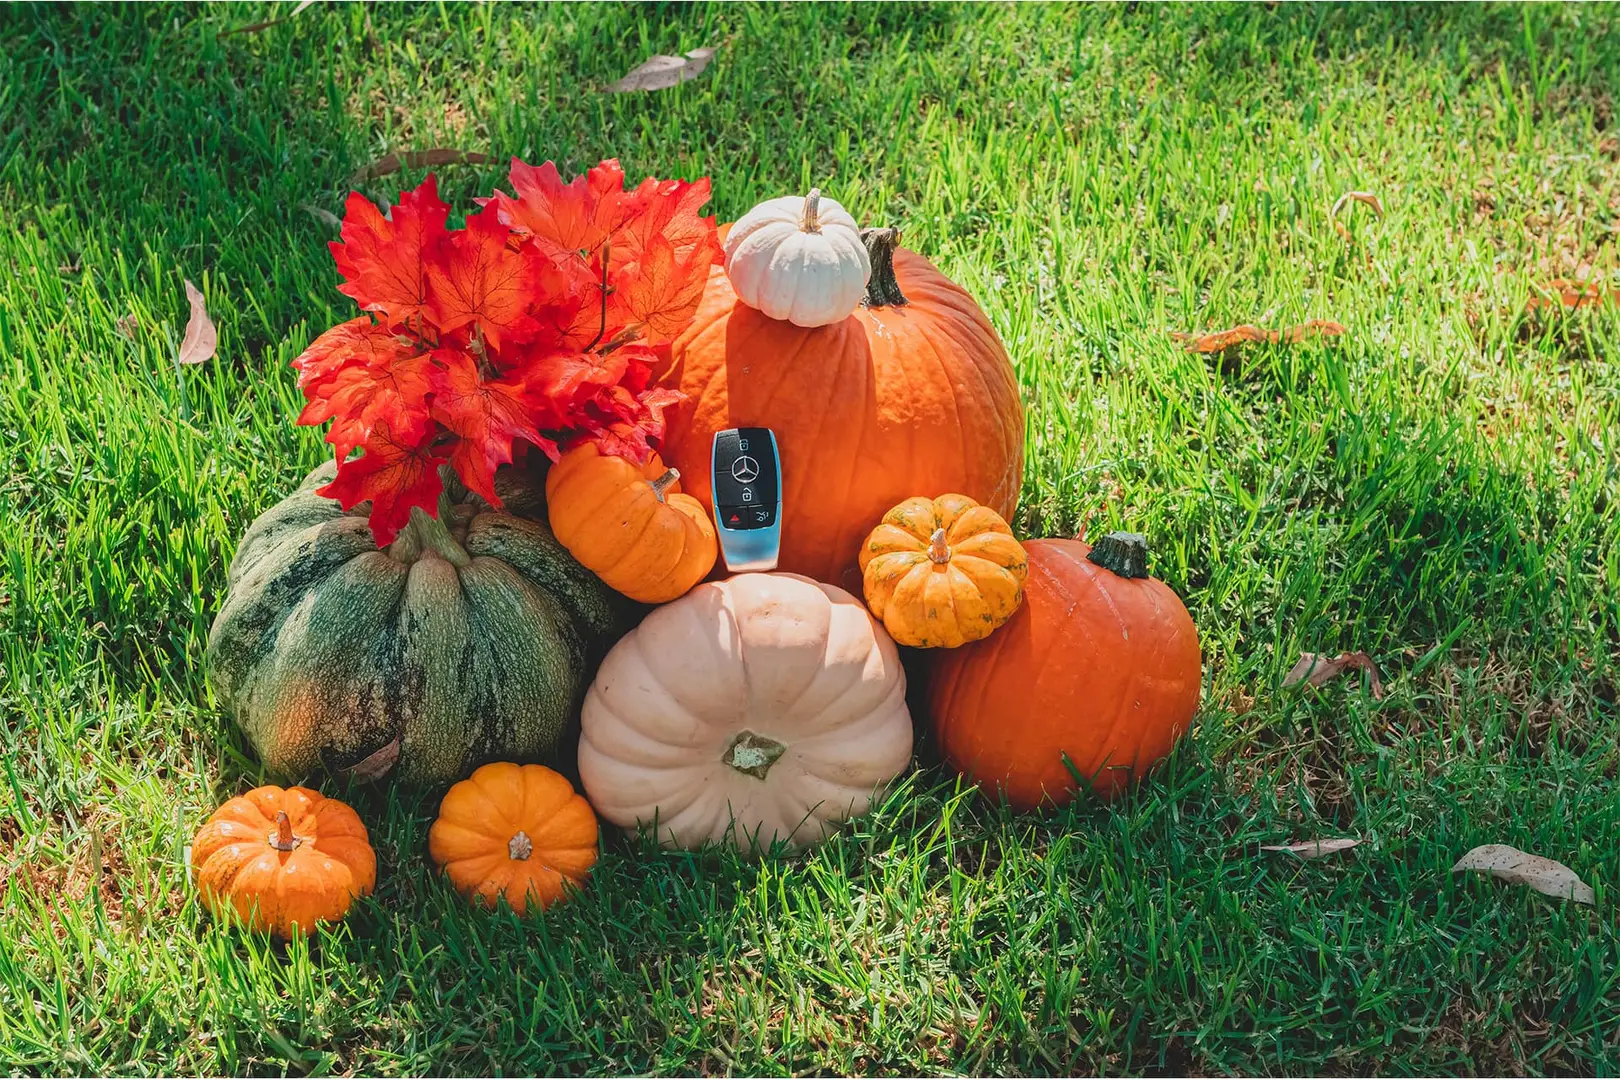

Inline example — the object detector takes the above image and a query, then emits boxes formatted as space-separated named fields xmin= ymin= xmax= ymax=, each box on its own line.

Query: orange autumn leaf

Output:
xmin=1526 ymin=279 xmax=1620 ymax=313
xmin=316 ymin=423 xmax=450 ymax=546
xmin=331 ymin=179 xmax=450 ymax=331
xmin=423 ymin=205 xmax=561 ymax=353
xmin=428 ymin=348 xmax=552 ymax=507
xmin=1173 ymin=319 xmax=1346 ymax=354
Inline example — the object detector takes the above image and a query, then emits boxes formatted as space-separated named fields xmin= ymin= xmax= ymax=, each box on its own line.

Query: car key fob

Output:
xmin=711 ymin=427 xmax=782 ymax=572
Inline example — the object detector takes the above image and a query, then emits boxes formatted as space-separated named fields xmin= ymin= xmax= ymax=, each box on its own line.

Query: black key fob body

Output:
xmin=710 ymin=427 xmax=782 ymax=572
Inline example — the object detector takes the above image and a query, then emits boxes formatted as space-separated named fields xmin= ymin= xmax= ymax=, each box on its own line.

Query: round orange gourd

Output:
xmin=659 ymin=227 xmax=1024 ymax=590
xmin=427 ymin=762 xmax=598 ymax=914
xmin=545 ymin=444 xmax=717 ymax=604
xmin=927 ymin=533 xmax=1201 ymax=810
xmin=190 ymin=785 xmax=376 ymax=939
xmin=858 ymin=493 xmax=1027 ymax=648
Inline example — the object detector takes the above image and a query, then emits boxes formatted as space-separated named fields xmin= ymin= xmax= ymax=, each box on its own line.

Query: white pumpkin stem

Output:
xmin=650 ymin=468 xmax=680 ymax=503
xmin=800 ymin=188 xmax=822 ymax=234
xmin=508 ymin=831 xmax=533 ymax=861
xmin=269 ymin=811 xmax=300 ymax=852
xmin=928 ymin=528 xmax=951 ymax=565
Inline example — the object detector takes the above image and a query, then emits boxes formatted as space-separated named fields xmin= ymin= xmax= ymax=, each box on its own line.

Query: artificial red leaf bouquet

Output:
xmin=291 ymin=159 xmax=722 ymax=544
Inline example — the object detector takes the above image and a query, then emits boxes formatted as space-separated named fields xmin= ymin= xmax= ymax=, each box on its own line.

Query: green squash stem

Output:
xmin=389 ymin=490 xmax=471 ymax=567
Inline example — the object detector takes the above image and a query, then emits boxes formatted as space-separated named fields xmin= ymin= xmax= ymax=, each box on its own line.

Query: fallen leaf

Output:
xmin=1526 ymin=279 xmax=1620 ymax=313
xmin=182 ymin=843 xmax=194 ymax=887
xmin=345 ymin=738 xmax=401 ymax=783
xmin=1262 ymin=837 xmax=1363 ymax=858
xmin=1284 ymin=650 xmax=1385 ymax=699
xmin=116 ymin=314 xmax=140 ymax=338
xmin=352 ymin=148 xmax=494 ymax=183
xmin=1173 ymin=319 xmax=1345 ymax=354
xmin=300 ymin=202 xmax=341 ymax=228
xmin=1451 ymin=844 xmax=1595 ymax=905
xmin=222 ymin=0 xmax=316 ymax=36
xmin=605 ymin=47 xmax=718 ymax=93
xmin=177 ymin=280 xmax=217 ymax=366
xmin=1331 ymin=191 xmax=1384 ymax=220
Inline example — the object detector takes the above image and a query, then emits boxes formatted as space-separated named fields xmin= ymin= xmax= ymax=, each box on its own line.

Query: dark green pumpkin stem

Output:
xmin=1087 ymin=531 xmax=1149 ymax=579
xmin=861 ymin=227 xmax=908 ymax=309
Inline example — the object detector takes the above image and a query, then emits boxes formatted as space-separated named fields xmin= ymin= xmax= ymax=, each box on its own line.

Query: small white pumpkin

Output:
xmin=577 ymin=573 xmax=912 ymax=853
xmin=723 ymin=188 xmax=871 ymax=328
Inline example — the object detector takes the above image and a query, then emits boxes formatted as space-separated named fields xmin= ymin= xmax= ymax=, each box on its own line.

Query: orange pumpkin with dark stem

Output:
xmin=190 ymin=786 xmax=376 ymax=939
xmin=927 ymin=533 xmax=1202 ymax=810
xmin=659 ymin=226 xmax=1024 ymax=590
xmin=428 ymin=762 xmax=598 ymax=914
xmin=546 ymin=443 xmax=717 ymax=603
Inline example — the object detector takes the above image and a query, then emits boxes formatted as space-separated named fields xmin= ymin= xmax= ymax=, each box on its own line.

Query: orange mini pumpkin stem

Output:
xmin=927 ymin=528 xmax=951 ymax=565
xmin=650 ymin=468 xmax=680 ymax=503
xmin=801 ymin=188 xmax=823 ymax=233
xmin=270 ymin=810 xmax=299 ymax=852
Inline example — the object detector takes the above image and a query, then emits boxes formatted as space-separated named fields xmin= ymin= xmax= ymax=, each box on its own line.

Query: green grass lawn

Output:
xmin=4 ymin=1 xmax=1620 ymax=1073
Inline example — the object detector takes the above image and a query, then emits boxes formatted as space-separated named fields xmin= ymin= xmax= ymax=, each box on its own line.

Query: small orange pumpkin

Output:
xmin=546 ymin=443 xmax=717 ymax=603
xmin=427 ymin=762 xmax=598 ymax=914
xmin=190 ymin=786 xmax=376 ymax=939
xmin=928 ymin=533 xmax=1202 ymax=810
xmin=858 ymin=494 xmax=1027 ymax=648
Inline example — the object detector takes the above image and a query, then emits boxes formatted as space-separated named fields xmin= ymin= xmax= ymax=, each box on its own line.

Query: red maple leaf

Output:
xmin=613 ymin=176 xmax=718 ymax=264
xmin=487 ymin=158 xmax=638 ymax=258
xmin=608 ymin=232 xmax=718 ymax=345
xmin=428 ymin=348 xmax=554 ymax=506
xmin=423 ymin=204 xmax=562 ymax=354
xmin=291 ymin=316 xmax=398 ymax=395
xmin=317 ymin=423 xmax=449 ymax=546
xmin=330 ymin=177 xmax=450 ymax=330
xmin=518 ymin=347 xmax=632 ymax=405
xmin=297 ymin=343 xmax=436 ymax=462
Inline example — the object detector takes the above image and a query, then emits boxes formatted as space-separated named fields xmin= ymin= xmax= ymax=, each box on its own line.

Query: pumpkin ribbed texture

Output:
xmin=190 ymin=785 xmax=375 ymax=939
xmin=428 ymin=762 xmax=598 ymax=914
xmin=206 ymin=461 xmax=630 ymax=787
xmin=927 ymin=538 xmax=1201 ymax=810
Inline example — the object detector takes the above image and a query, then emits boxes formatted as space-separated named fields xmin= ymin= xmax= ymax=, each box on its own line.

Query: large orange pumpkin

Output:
xmin=927 ymin=533 xmax=1202 ymax=810
xmin=658 ymin=227 xmax=1024 ymax=589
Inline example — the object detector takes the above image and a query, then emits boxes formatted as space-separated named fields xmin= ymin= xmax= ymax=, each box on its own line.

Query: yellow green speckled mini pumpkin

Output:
xmin=206 ymin=460 xmax=633 ymax=787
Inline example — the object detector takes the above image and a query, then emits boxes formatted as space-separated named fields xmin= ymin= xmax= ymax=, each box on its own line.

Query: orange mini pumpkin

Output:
xmin=858 ymin=493 xmax=1027 ymax=648
xmin=428 ymin=762 xmax=599 ymax=914
xmin=928 ymin=533 xmax=1202 ymax=810
xmin=190 ymin=786 xmax=376 ymax=939
xmin=546 ymin=443 xmax=717 ymax=603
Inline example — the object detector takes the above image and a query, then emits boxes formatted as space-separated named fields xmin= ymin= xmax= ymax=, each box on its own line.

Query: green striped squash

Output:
xmin=206 ymin=461 xmax=633 ymax=787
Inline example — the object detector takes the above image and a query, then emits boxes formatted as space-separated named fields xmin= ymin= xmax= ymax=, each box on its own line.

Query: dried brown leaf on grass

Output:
xmin=1283 ymin=650 xmax=1385 ymax=699
xmin=300 ymin=203 xmax=341 ymax=229
xmin=1173 ymin=319 xmax=1345 ymax=354
xmin=1452 ymin=844 xmax=1595 ymax=905
xmin=177 ymin=280 xmax=217 ymax=366
xmin=606 ymin=47 xmax=718 ymax=93
xmin=223 ymin=0 xmax=316 ymax=37
xmin=1330 ymin=191 xmax=1383 ymax=241
xmin=1525 ymin=279 xmax=1620 ymax=313
xmin=352 ymin=149 xmax=494 ymax=182
xmin=1261 ymin=837 xmax=1363 ymax=858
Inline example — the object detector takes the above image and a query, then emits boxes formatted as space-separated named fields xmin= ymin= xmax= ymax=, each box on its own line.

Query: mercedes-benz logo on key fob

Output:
xmin=711 ymin=427 xmax=782 ymax=572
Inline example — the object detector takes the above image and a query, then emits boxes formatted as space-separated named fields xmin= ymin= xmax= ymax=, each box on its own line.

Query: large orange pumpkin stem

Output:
xmin=269 ymin=810 xmax=300 ymax=852
xmin=801 ymin=188 xmax=822 ymax=233
xmin=1086 ymin=531 xmax=1149 ymax=579
xmin=650 ymin=468 xmax=680 ymax=503
xmin=928 ymin=528 xmax=951 ymax=565
xmin=508 ymin=831 xmax=533 ymax=861
xmin=860 ymin=228 xmax=908 ymax=309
